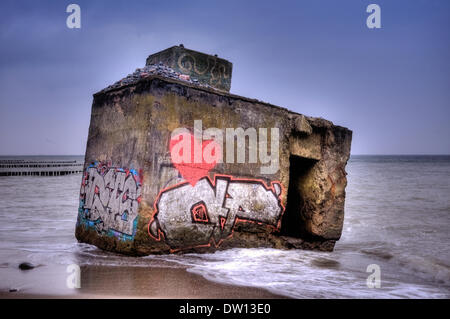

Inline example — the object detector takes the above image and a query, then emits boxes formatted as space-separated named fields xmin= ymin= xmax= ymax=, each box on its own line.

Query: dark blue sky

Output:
xmin=0 ymin=0 xmax=449 ymax=155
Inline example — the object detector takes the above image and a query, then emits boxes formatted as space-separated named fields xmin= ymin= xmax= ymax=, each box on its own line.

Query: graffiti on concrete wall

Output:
xmin=148 ymin=175 xmax=284 ymax=251
xmin=177 ymin=52 xmax=231 ymax=90
xmin=78 ymin=162 xmax=142 ymax=240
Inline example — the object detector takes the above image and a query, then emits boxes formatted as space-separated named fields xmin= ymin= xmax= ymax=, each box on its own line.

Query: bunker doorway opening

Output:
xmin=280 ymin=155 xmax=318 ymax=239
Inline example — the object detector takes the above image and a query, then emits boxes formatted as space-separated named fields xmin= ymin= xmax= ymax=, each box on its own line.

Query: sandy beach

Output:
xmin=0 ymin=264 xmax=285 ymax=299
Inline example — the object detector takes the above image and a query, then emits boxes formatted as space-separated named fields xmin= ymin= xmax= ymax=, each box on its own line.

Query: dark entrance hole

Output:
xmin=280 ymin=155 xmax=318 ymax=238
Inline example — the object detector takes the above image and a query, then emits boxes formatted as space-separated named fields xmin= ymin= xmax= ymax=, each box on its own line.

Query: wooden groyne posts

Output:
xmin=0 ymin=159 xmax=83 ymax=176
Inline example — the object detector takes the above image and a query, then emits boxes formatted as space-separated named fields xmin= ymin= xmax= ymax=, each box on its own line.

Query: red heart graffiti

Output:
xmin=170 ymin=132 xmax=221 ymax=186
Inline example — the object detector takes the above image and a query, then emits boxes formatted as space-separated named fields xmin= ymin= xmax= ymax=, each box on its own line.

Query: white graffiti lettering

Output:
xmin=79 ymin=164 xmax=141 ymax=237
xmin=149 ymin=175 xmax=283 ymax=250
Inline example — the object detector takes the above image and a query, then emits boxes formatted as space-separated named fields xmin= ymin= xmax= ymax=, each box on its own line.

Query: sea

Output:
xmin=0 ymin=155 xmax=449 ymax=298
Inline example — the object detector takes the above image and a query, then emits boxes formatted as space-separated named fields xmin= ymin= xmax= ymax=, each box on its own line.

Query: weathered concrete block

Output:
xmin=76 ymin=47 xmax=352 ymax=255
xmin=293 ymin=115 xmax=312 ymax=135
xmin=146 ymin=45 xmax=232 ymax=92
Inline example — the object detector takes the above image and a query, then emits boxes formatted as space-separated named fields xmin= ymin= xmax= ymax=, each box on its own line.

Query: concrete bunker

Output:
xmin=75 ymin=45 xmax=352 ymax=255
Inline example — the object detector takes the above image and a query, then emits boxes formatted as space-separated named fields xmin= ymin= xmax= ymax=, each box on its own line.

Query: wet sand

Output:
xmin=0 ymin=264 xmax=286 ymax=299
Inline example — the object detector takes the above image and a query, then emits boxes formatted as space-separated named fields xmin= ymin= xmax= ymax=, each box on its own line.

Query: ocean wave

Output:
xmin=153 ymin=248 xmax=450 ymax=298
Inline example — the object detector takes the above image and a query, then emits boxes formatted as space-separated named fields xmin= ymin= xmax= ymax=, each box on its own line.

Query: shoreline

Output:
xmin=0 ymin=264 xmax=287 ymax=299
